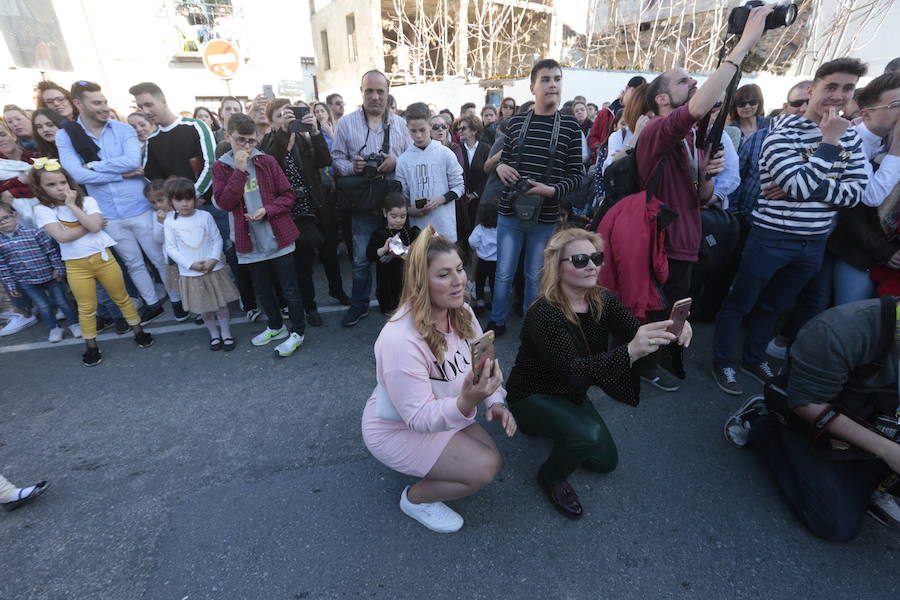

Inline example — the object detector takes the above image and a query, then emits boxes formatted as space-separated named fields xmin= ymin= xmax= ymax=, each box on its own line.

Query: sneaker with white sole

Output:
xmin=69 ymin=324 xmax=82 ymax=338
xmin=54 ymin=308 xmax=65 ymax=321
xmin=251 ymin=326 xmax=289 ymax=346
xmin=639 ymin=365 xmax=681 ymax=392
xmin=0 ymin=314 xmax=37 ymax=336
xmin=246 ymin=308 xmax=262 ymax=322
xmin=712 ymin=366 xmax=743 ymax=396
xmin=765 ymin=338 xmax=787 ymax=361
xmin=723 ymin=395 xmax=767 ymax=448
xmin=48 ymin=327 xmax=64 ymax=343
xmin=275 ymin=332 xmax=304 ymax=357
xmin=869 ymin=490 xmax=900 ymax=527
xmin=399 ymin=486 xmax=463 ymax=533
xmin=740 ymin=361 xmax=775 ymax=385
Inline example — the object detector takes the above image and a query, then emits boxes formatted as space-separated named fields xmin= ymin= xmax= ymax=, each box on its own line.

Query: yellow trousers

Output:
xmin=65 ymin=251 xmax=140 ymax=339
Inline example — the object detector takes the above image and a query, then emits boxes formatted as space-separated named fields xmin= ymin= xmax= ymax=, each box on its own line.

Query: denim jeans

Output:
xmin=833 ymin=256 xmax=874 ymax=306
xmin=350 ymin=212 xmax=381 ymax=310
xmin=18 ymin=280 xmax=78 ymax=330
xmin=489 ymin=215 xmax=556 ymax=325
xmin=780 ymin=252 xmax=834 ymax=344
xmin=748 ymin=414 xmax=889 ymax=542
xmin=713 ymin=226 xmax=826 ymax=368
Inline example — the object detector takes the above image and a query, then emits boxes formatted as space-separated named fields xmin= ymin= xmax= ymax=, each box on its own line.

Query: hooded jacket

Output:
xmin=753 ymin=114 xmax=867 ymax=237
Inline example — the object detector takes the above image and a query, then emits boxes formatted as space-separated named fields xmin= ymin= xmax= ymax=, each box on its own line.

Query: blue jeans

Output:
xmin=350 ymin=212 xmax=381 ymax=310
xmin=713 ymin=226 xmax=827 ymax=368
xmin=780 ymin=252 xmax=834 ymax=343
xmin=833 ymin=256 xmax=874 ymax=306
xmin=95 ymin=283 xmax=123 ymax=319
xmin=18 ymin=280 xmax=78 ymax=330
xmin=489 ymin=215 xmax=556 ymax=325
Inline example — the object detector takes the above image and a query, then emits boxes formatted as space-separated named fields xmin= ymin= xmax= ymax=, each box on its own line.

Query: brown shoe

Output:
xmin=537 ymin=471 xmax=583 ymax=519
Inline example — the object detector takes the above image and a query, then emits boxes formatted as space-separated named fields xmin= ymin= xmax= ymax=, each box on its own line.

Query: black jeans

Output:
xmin=475 ymin=258 xmax=496 ymax=301
xmin=247 ymin=253 xmax=306 ymax=335
xmin=510 ymin=394 xmax=619 ymax=484
xmin=635 ymin=258 xmax=693 ymax=374
xmin=293 ymin=244 xmax=318 ymax=312
xmin=319 ymin=218 xmax=347 ymax=298
xmin=748 ymin=414 xmax=889 ymax=542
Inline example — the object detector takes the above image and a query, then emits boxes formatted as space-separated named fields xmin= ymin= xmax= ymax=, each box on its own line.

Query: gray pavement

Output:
xmin=2 ymin=265 xmax=899 ymax=599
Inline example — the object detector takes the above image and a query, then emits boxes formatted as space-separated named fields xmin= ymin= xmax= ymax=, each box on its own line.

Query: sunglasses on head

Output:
xmin=561 ymin=252 xmax=604 ymax=269
xmin=787 ymin=98 xmax=809 ymax=108
xmin=431 ymin=123 xmax=448 ymax=130
xmin=735 ymin=99 xmax=760 ymax=108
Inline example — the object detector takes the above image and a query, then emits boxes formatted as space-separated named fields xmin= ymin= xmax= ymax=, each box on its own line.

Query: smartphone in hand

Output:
xmin=470 ymin=330 xmax=496 ymax=384
xmin=668 ymin=298 xmax=692 ymax=337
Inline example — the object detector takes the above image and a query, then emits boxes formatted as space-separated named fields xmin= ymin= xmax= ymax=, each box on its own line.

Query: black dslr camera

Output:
xmin=727 ymin=1 xmax=797 ymax=35
xmin=361 ymin=153 xmax=384 ymax=178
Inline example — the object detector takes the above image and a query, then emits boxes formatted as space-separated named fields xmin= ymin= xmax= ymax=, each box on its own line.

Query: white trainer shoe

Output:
xmin=275 ymin=332 xmax=304 ymax=357
xmin=0 ymin=314 xmax=37 ymax=336
xmin=69 ymin=324 xmax=83 ymax=338
xmin=765 ymin=338 xmax=787 ymax=360
xmin=399 ymin=486 xmax=463 ymax=533
xmin=869 ymin=490 xmax=900 ymax=527
xmin=48 ymin=327 xmax=64 ymax=343
xmin=250 ymin=326 xmax=288 ymax=346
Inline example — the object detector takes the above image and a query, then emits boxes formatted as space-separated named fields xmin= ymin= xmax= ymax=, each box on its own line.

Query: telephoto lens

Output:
xmin=728 ymin=1 xmax=798 ymax=35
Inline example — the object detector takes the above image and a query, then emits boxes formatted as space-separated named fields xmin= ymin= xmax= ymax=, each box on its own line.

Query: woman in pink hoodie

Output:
xmin=361 ymin=225 xmax=516 ymax=533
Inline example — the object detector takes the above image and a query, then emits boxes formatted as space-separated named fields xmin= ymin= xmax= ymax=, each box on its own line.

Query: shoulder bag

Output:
xmin=335 ymin=114 xmax=398 ymax=213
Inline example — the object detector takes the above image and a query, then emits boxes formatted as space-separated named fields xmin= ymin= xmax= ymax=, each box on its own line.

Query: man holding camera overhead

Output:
xmin=623 ymin=4 xmax=774 ymax=392
xmin=330 ymin=70 xmax=411 ymax=327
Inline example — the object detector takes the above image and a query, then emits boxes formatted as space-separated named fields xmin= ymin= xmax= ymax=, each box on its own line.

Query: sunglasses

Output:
xmin=431 ymin=123 xmax=448 ymax=130
xmin=735 ymin=99 xmax=760 ymax=108
xmin=866 ymin=99 xmax=900 ymax=111
xmin=502 ymin=104 xmax=514 ymax=109
xmin=561 ymin=252 xmax=604 ymax=269
xmin=787 ymin=98 xmax=809 ymax=108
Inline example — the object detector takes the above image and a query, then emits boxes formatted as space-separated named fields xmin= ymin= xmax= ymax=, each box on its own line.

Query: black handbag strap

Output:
xmin=512 ymin=110 xmax=561 ymax=182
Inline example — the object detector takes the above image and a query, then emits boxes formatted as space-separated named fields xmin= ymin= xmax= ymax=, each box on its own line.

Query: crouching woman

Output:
xmin=362 ymin=225 xmax=516 ymax=533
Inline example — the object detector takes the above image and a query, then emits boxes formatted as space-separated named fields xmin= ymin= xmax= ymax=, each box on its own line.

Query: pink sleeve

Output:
xmin=381 ymin=337 xmax=476 ymax=433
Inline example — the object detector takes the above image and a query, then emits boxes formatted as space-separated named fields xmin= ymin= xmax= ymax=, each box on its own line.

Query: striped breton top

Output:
xmin=497 ymin=112 xmax=584 ymax=224
xmin=753 ymin=113 xmax=867 ymax=237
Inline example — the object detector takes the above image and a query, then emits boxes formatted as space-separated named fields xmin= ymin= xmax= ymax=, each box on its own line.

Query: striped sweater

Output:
xmin=498 ymin=112 xmax=584 ymax=223
xmin=144 ymin=116 xmax=216 ymax=197
xmin=752 ymin=114 xmax=866 ymax=236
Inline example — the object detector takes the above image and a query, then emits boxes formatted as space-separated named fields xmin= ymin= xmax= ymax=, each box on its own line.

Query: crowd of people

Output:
xmin=3 ymin=5 xmax=900 ymax=544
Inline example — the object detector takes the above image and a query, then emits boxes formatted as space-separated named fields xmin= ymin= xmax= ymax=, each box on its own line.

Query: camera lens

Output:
xmin=768 ymin=3 xmax=798 ymax=29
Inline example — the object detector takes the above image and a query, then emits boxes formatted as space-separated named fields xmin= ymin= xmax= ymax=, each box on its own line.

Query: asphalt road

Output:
xmin=2 ymin=264 xmax=899 ymax=600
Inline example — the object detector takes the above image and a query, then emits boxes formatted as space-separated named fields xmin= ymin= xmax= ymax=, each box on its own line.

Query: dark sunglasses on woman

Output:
xmin=561 ymin=252 xmax=604 ymax=269
xmin=735 ymin=99 xmax=760 ymax=108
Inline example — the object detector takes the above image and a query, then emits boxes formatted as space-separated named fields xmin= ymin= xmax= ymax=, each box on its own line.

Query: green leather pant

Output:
xmin=510 ymin=394 xmax=619 ymax=484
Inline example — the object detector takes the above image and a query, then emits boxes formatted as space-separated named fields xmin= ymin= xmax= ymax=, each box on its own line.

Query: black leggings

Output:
xmin=510 ymin=394 xmax=618 ymax=484
xmin=475 ymin=258 xmax=496 ymax=301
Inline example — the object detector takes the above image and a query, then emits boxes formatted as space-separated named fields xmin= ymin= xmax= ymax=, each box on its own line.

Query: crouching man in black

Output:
xmin=740 ymin=297 xmax=900 ymax=541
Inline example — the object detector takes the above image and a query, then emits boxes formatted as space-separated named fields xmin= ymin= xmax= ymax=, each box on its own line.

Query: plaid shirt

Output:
xmin=728 ymin=127 xmax=768 ymax=220
xmin=0 ymin=224 xmax=65 ymax=291
xmin=0 ymin=151 xmax=38 ymax=198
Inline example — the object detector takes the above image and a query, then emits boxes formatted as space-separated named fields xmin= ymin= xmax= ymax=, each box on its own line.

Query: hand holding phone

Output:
xmin=470 ymin=330 xmax=496 ymax=384
xmin=668 ymin=298 xmax=692 ymax=337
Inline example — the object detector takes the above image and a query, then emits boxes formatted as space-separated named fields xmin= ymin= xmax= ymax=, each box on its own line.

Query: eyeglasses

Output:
xmin=560 ymin=252 xmax=604 ymax=269
xmin=786 ymin=98 xmax=809 ymax=108
xmin=232 ymin=136 xmax=258 ymax=146
xmin=735 ymin=99 xmax=760 ymax=108
xmin=431 ymin=123 xmax=448 ymax=130
xmin=44 ymin=96 xmax=68 ymax=106
xmin=866 ymin=99 xmax=900 ymax=111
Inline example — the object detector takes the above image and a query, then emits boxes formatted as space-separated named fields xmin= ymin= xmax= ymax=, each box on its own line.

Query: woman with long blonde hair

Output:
xmin=361 ymin=225 xmax=516 ymax=533
xmin=505 ymin=228 xmax=692 ymax=519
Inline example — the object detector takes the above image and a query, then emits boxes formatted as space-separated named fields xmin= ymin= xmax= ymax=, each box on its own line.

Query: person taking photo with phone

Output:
xmin=505 ymin=228 xmax=692 ymax=519
xmin=361 ymin=225 xmax=516 ymax=534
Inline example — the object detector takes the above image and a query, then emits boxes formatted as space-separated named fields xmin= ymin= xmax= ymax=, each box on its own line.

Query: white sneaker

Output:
xmin=869 ymin=490 xmax=900 ymax=527
xmin=251 ymin=326 xmax=289 ymax=346
xmin=55 ymin=308 xmax=65 ymax=320
xmin=0 ymin=314 xmax=37 ymax=336
xmin=765 ymin=338 xmax=787 ymax=361
xmin=723 ymin=395 xmax=767 ymax=448
xmin=399 ymin=486 xmax=463 ymax=533
xmin=69 ymin=324 xmax=83 ymax=338
xmin=275 ymin=332 xmax=304 ymax=357
xmin=48 ymin=327 xmax=64 ymax=343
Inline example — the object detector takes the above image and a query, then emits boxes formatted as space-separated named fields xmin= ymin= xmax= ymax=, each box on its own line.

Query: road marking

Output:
xmin=0 ymin=302 xmax=377 ymax=354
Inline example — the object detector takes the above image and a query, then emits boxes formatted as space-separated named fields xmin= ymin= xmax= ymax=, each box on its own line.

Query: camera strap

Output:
xmin=359 ymin=111 xmax=392 ymax=157
xmin=512 ymin=110 xmax=561 ymax=181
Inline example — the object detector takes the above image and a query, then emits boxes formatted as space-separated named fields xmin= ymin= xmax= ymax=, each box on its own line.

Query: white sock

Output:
xmin=1 ymin=485 xmax=34 ymax=503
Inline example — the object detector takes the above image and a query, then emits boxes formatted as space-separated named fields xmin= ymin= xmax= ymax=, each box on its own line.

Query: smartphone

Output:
xmin=288 ymin=105 xmax=312 ymax=134
xmin=470 ymin=330 xmax=496 ymax=384
xmin=262 ymin=85 xmax=274 ymax=100
xmin=415 ymin=198 xmax=428 ymax=209
xmin=668 ymin=298 xmax=692 ymax=337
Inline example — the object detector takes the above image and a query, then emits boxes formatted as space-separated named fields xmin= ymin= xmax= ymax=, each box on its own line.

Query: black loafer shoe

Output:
xmin=2 ymin=481 xmax=49 ymax=512
xmin=306 ymin=310 xmax=324 ymax=327
xmin=537 ymin=471 xmax=583 ymax=520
